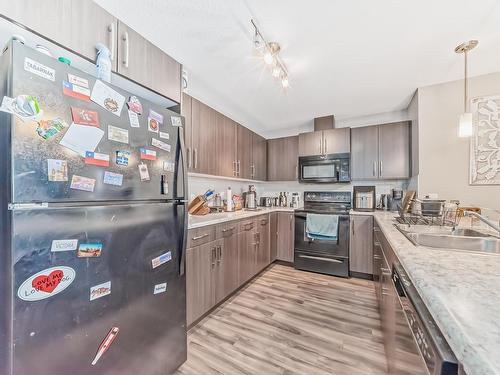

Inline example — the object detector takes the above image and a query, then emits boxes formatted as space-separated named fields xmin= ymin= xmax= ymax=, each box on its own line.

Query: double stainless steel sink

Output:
xmin=395 ymin=224 xmax=500 ymax=254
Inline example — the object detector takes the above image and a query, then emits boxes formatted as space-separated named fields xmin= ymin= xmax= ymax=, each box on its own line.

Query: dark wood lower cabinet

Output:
xmin=270 ymin=213 xmax=278 ymax=262
xmin=277 ymin=212 xmax=294 ymax=262
xmin=187 ymin=214 xmax=274 ymax=326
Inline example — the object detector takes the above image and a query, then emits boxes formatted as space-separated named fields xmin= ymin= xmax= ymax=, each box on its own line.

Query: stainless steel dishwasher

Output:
xmin=391 ymin=264 xmax=459 ymax=375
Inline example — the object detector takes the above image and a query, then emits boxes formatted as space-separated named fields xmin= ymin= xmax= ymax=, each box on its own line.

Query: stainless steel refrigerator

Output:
xmin=0 ymin=40 xmax=188 ymax=375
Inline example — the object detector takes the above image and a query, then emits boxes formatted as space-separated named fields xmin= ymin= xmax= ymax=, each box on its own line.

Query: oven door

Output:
xmin=294 ymin=212 xmax=349 ymax=257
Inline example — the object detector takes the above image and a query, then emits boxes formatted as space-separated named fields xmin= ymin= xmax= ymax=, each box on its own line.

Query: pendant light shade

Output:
xmin=455 ymin=40 xmax=478 ymax=138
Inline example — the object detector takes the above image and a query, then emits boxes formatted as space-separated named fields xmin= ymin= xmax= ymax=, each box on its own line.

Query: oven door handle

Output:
xmin=297 ymin=254 xmax=343 ymax=263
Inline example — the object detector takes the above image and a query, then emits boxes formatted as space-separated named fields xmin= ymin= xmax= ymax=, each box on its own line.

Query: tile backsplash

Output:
xmin=188 ymin=174 xmax=409 ymax=205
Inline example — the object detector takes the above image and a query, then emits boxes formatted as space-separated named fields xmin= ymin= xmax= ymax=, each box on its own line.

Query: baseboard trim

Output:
xmin=350 ymin=271 xmax=374 ymax=280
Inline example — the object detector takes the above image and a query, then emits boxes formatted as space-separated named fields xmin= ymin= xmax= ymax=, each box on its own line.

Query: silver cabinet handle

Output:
xmin=194 ymin=148 xmax=198 ymax=169
xmin=192 ymin=233 xmax=208 ymax=241
xmin=211 ymin=247 xmax=216 ymax=267
xmin=380 ymin=160 xmax=383 ymax=177
xmin=216 ymin=245 xmax=221 ymax=263
xmin=373 ymin=161 xmax=377 ymax=177
xmin=236 ymin=160 xmax=240 ymax=176
xmin=221 ymin=226 xmax=235 ymax=233
xmin=187 ymin=147 xmax=191 ymax=169
xmin=260 ymin=219 xmax=268 ymax=225
xmin=233 ymin=160 xmax=236 ymax=176
xmin=319 ymin=138 xmax=323 ymax=155
xmin=324 ymin=138 xmax=327 ymax=155
xmin=122 ymin=31 xmax=129 ymax=68
xmin=107 ymin=23 xmax=116 ymax=61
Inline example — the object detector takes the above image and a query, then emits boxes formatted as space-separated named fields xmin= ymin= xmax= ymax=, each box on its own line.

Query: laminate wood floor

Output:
xmin=176 ymin=264 xmax=388 ymax=375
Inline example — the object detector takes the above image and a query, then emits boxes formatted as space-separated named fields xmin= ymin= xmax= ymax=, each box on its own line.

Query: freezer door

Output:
xmin=10 ymin=203 xmax=186 ymax=375
xmin=7 ymin=42 xmax=185 ymax=203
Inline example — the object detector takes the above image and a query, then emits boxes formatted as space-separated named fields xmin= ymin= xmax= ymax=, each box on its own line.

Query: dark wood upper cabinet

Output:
xmin=351 ymin=122 xmax=411 ymax=180
xmin=267 ymin=136 xmax=298 ymax=181
xmin=216 ymin=114 xmax=237 ymax=177
xmin=190 ymin=100 xmax=217 ymax=175
xmin=252 ymin=133 xmax=267 ymax=181
xmin=322 ymin=128 xmax=350 ymax=154
xmin=298 ymin=131 xmax=323 ymax=156
xmin=237 ymin=125 xmax=253 ymax=179
xmin=181 ymin=93 xmax=193 ymax=171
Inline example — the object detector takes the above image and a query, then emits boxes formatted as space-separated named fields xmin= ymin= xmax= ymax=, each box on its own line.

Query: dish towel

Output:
xmin=306 ymin=213 xmax=339 ymax=241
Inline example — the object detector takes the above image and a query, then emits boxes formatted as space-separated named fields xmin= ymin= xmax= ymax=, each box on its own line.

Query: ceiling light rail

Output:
xmin=251 ymin=19 xmax=289 ymax=89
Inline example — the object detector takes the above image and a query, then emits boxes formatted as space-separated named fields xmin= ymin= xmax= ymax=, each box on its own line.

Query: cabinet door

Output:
xmin=270 ymin=213 xmax=278 ymax=262
xmin=256 ymin=215 xmax=271 ymax=271
xmin=298 ymin=131 xmax=323 ymax=156
xmin=351 ymin=126 xmax=379 ymax=180
xmin=216 ymin=231 xmax=238 ymax=303
xmin=1 ymin=0 xmax=117 ymax=67
xmin=277 ymin=212 xmax=294 ymax=262
xmin=267 ymin=136 xmax=298 ymax=181
xmin=181 ymin=93 xmax=193 ymax=171
xmin=349 ymin=215 xmax=373 ymax=275
xmin=186 ymin=242 xmax=216 ymax=325
xmin=252 ymin=133 xmax=267 ymax=181
xmin=216 ymin=114 xmax=237 ymax=177
xmin=117 ymin=22 xmax=181 ymax=102
xmin=378 ymin=122 xmax=410 ymax=179
xmin=190 ymin=99 xmax=217 ymax=174
xmin=322 ymin=128 xmax=351 ymax=154
xmin=237 ymin=125 xmax=253 ymax=179
xmin=238 ymin=221 xmax=256 ymax=285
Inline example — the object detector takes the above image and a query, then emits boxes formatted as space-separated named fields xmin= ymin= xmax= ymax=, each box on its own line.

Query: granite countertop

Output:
xmin=188 ymin=207 xmax=295 ymax=229
xmin=352 ymin=210 xmax=500 ymax=375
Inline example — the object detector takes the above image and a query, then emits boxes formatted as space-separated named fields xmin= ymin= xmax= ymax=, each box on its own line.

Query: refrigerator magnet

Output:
xmin=103 ymin=171 xmax=123 ymax=186
xmin=170 ymin=116 xmax=182 ymax=127
xmin=77 ymin=243 xmax=103 ymax=258
xmin=107 ymin=125 xmax=129 ymax=144
xmin=90 ymin=80 xmax=125 ymax=116
xmin=159 ymin=131 xmax=169 ymax=140
xmin=90 ymin=281 xmax=111 ymax=301
xmin=138 ymin=163 xmax=150 ymax=181
xmin=91 ymin=327 xmax=119 ymax=366
xmin=36 ymin=118 xmax=67 ymax=140
xmin=24 ymin=57 xmax=55 ymax=81
xmin=67 ymin=73 xmax=89 ymax=89
xmin=51 ymin=239 xmax=78 ymax=252
xmin=47 ymin=159 xmax=68 ymax=182
xmin=115 ymin=150 xmax=131 ymax=166
xmin=140 ymin=148 xmax=157 ymax=161
xmin=163 ymin=162 xmax=175 ymax=172
xmin=71 ymin=107 xmax=100 ymax=127
xmin=151 ymin=138 xmax=171 ymax=152
xmin=84 ymin=152 xmax=110 ymax=167
xmin=151 ymin=251 xmax=172 ymax=269
xmin=17 ymin=266 xmax=76 ymax=302
xmin=148 ymin=109 xmax=163 ymax=133
xmin=70 ymin=175 xmax=96 ymax=192
xmin=153 ymin=282 xmax=167 ymax=295
xmin=128 ymin=110 xmax=140 ymax=128
xmin=62 ymin=80 xmax=90 ymax=101
xmin=127 ymin=95 xmax=142 ymax=114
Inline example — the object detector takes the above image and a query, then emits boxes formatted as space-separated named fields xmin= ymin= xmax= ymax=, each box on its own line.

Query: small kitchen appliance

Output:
xmin=388 ymin=188 xmax=404 ymax=211
xmin=244 ymin=184 xmax=257 ymax=210
xmin=291 ymin=193 xmax=300 ymax=208
xmin=259 ymin=197 xmax=272 ymax=207
xmin=353 ymin=186 xmax=375 ymax=211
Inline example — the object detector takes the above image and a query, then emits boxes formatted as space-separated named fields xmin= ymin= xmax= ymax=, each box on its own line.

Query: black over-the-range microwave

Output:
xmin=298 ymin=153 xmax=350 ymax=183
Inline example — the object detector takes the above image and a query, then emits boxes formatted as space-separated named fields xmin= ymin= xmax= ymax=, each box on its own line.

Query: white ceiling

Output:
xmin=95 ymin=0 xmax=500 ymax=137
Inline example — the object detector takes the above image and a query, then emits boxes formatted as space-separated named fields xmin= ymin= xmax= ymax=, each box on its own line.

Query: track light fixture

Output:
xmin=251 ymin=19 xmax=289 ymax=89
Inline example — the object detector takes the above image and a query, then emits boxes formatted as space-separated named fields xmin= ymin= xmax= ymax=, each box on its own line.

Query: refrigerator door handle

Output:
xmin=176 ymin=126 xmax=189 ymax=276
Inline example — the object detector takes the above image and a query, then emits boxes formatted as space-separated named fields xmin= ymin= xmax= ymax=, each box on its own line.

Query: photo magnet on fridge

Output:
xmin=47 ymin=159 xmax=68 ymax=181
xmin=148 ymin=109 xmax=163 ymax=133
xmin=36 ymin=118 xmax=67 ymax=140
xmin=127 ymin=95 xmax=143 ymax=114
xmin=71 ymin=107 xmax=100 ymax=127
xmin=70 ymin=175 xmax=96 ymax=192
xmin=77 ymin=243 xmax=103 ymax=258
xmin=138 ymin=163 xmax=150 ymax=181
xmin=17 ymin=266 xmax=76 ymax=302
xmin=90 ymin=80 xmax=125 ymax=116
xmin=128 ymin=110 xmax=140 ymax=128
xmin=163 ymin=161 xmax=175 ymax=172
xmin=151 ymin=251 xmax=172 ymax=269
xmin=115 ymin=150 xmax=131 ymax=166
xmin=90 ymin=281 xmax=111 ymax=301
xmin=153 ymin=282 xmax=167 ymax=295
xmin=84 ymin=151 xmax=110 ymax=167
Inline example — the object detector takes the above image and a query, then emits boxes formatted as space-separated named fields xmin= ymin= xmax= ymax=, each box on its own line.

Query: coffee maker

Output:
xmin=388 ymin=188 xmax=404 ymax=211
xmin=244 ymin=184 xmax=257 ymax=210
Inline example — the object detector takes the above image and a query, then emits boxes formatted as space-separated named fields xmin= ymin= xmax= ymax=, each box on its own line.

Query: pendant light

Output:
xmin=455 ymin=40 xmax=478 ymax=138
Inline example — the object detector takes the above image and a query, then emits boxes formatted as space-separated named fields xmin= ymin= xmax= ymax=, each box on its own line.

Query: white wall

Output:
xmin=417 ymin=71 xmax=500 ymax=211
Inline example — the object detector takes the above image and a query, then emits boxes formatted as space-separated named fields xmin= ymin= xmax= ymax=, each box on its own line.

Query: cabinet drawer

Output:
xmin=239 ymin=218 xmax=256 ymax=232
xmin=216 ymin=221 xmax=239 ymax=239
xmin=187 ymin=226 xmax=215 ymax=247
xmin=257 ymin=214 xmax=269 ymax=226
